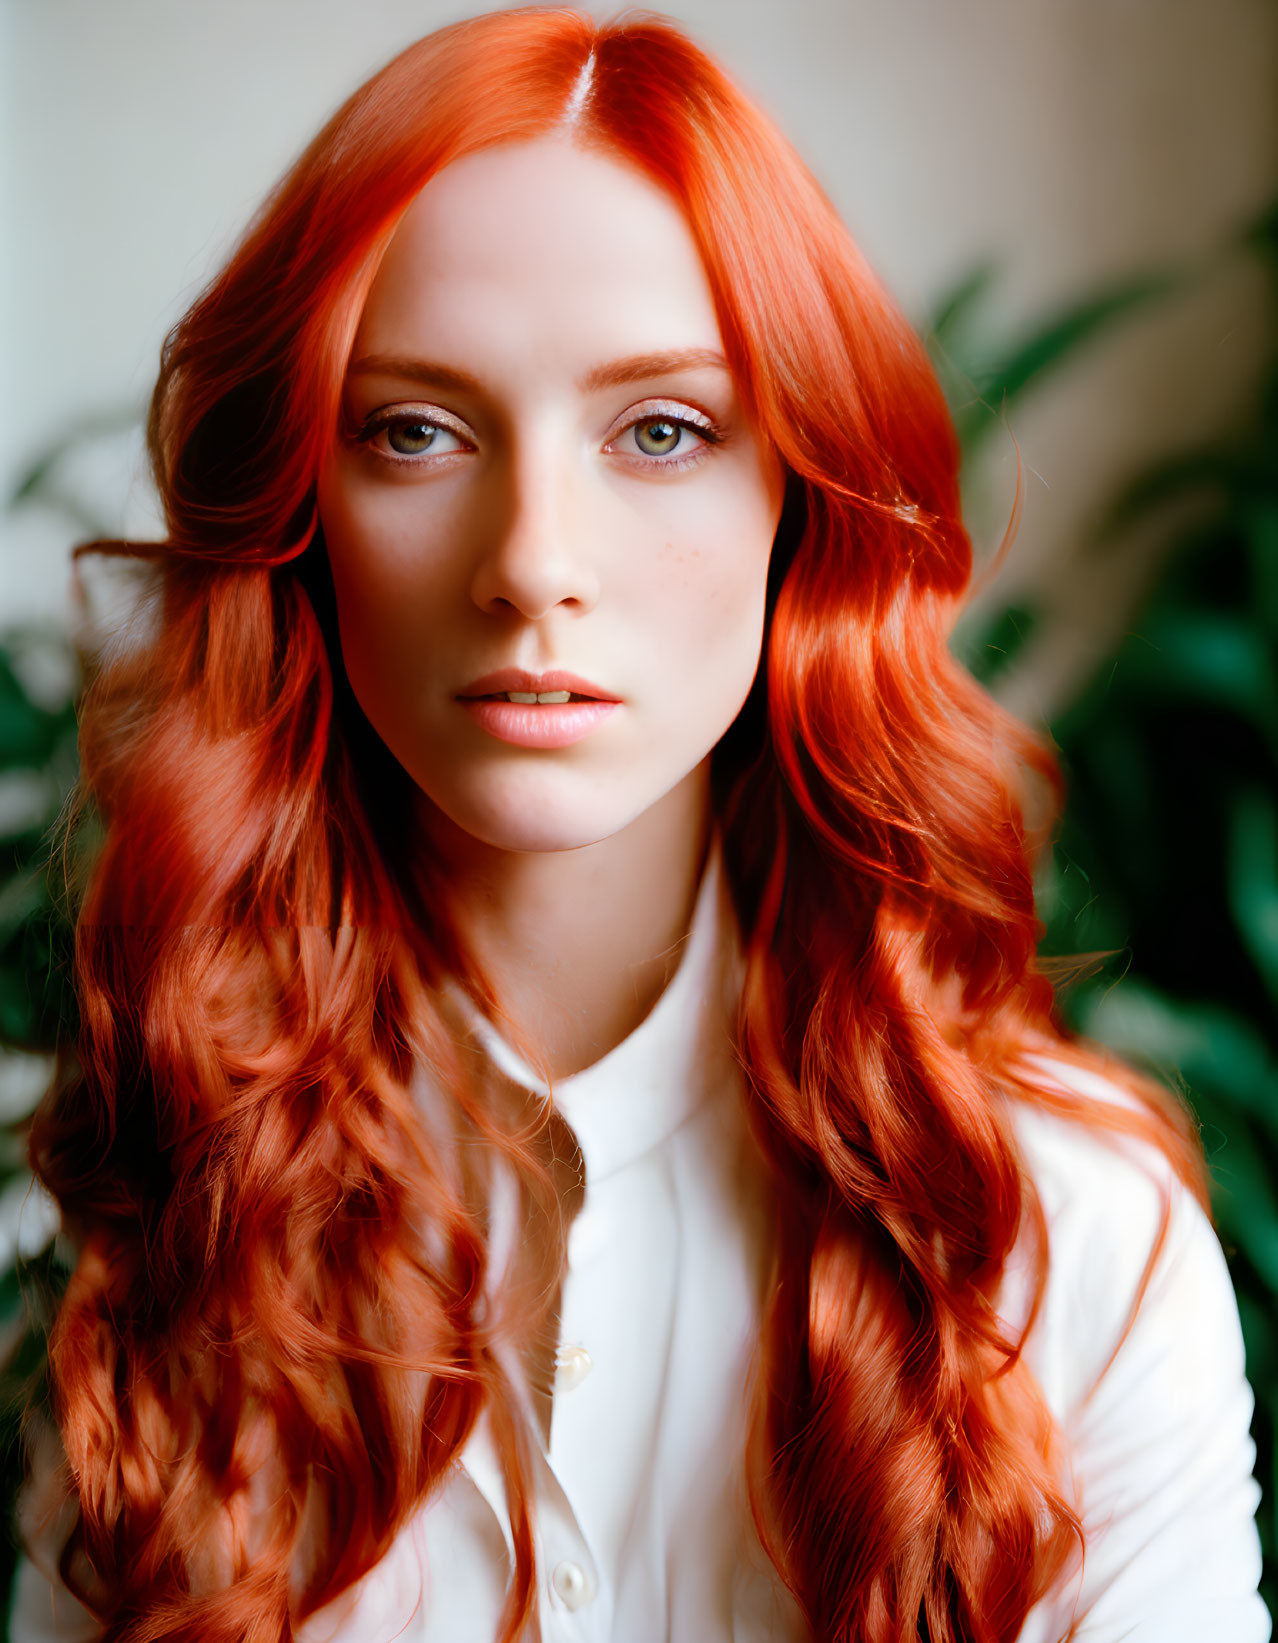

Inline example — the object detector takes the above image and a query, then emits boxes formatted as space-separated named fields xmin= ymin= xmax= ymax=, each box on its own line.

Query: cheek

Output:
xmin=322 ymin=479 xmax=433 ymax=598
xmin=317 ymin=470 xmax=456 ymax=676
xmin=642 ymin=482 xmax=776 ymax=677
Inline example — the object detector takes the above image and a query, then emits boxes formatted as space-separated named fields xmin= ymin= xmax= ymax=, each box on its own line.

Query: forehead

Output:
xmin=352 ymin=137 xmax=725 ymax=370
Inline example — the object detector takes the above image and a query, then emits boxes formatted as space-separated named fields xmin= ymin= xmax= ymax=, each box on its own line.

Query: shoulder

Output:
xmin=998 ymin=1054 xmax=1268 ymax=1641
xmin=999 ymin=1051 xmax=1237 ymax=1417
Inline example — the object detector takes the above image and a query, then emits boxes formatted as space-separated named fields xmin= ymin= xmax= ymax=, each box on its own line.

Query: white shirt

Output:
xmin=10 ymin=839 xmax=1269 ymax=1642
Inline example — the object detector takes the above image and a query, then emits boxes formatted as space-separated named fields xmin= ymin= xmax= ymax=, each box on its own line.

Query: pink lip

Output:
xmin=459 ymin=698 xmax=620 ymax=748
xmin=456 ymin=667 xmax=619 ymax=702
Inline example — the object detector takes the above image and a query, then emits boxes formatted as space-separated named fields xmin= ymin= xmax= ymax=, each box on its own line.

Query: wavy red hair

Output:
xmin=28 ymin=9 xmax=1208 ymax=1642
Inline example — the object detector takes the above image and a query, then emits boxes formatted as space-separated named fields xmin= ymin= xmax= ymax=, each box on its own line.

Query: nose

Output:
xmin=469 ymin=439 xmax=600 ymax=621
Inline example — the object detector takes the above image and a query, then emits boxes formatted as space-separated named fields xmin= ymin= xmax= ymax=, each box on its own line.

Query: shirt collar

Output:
xmin=439 ymin=830 xmax=744 ymax=1184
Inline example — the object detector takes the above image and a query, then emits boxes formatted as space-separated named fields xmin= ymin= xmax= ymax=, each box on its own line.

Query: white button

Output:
xmin=551 ymin=1559 xmax=588 ymax=1610
xmin=554 ymin=1345 xmax=594 ymax=1392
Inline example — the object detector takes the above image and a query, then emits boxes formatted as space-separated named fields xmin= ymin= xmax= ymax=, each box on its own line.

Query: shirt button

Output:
xmin=551 ymin=1559 xmax=589 ymax=1610
xmin=554 ymin=1345 xmax=594 ymax=1392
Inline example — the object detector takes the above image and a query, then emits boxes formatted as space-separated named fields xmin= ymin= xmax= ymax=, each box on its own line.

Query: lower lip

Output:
xmin=458 ymin=698 xmax=621 ymax=748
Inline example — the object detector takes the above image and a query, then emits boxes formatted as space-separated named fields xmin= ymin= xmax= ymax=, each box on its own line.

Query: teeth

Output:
xmin=504 ymin=690 xmax=573 ymax=704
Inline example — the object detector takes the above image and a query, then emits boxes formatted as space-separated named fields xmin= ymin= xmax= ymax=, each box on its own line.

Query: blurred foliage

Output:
xmin=929 ymin=259 xmax=1188 ymax=462
xmin=0 ymin=204 xmax=1274 ymax=1631
xmin=0 ymin=635 xmax=79 ymax=1049
xmin=933 ymin=199 xmax=1278 ymax=1620
xmin=0 ymin=618 xmax=80 ymax=1632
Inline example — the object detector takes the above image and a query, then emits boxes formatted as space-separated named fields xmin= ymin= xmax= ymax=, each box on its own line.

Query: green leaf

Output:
xmin=1114 ymin=612 xmax=1278 ymax=744
xmin=0 ymin=660 xmax=62 ymax=772
xmin=951 ymin=600 xmax=1039 ymax=684
xmin=1078 ymin=979 xmax=1278 ymax=1133
xmin=1096 ymin=448 xmax=1254 ymax=540
xmin=953 ymin=272 xmax=1184 ymax=456
xmin=7 ymin=405 xmax=144 ymax=509
xmin=1229 ymin=790 xmax=1278 ymax=1003
xmin=1209 ymin=1123 xmax=1278 ymax=1294
xmin=1243 ymin=497 xmax=1278 ymax=636
xmin=925 ymin=263 xmax=998 ymax=352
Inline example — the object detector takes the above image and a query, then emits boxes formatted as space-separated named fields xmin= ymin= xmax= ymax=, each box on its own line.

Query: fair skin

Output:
xmin=317 ymin=137 xmax=786 ymax=1076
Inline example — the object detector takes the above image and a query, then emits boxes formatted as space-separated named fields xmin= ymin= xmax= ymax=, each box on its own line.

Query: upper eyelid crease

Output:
xmin=610 ymin=399 xmax=718 ymax=432
xmin=353 ymin=402 xmax=722 ymax=442
xmin=356 ymin=404 xmax=469 ymax=431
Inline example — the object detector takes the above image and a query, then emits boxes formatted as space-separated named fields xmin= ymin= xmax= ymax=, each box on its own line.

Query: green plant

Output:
xmin=0 ymin=622 xmax=80 ymax=1629
xmin=936 ymin=202 xmax=1278 ymax=1620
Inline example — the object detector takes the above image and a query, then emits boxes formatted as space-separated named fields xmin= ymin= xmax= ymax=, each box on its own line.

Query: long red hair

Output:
xmin=29 ymin=9 xmax=1207 ymax=1641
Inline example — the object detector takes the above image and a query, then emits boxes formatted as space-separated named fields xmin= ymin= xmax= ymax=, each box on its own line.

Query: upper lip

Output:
xmin=456 ymin=668 xmax=620 ymax=701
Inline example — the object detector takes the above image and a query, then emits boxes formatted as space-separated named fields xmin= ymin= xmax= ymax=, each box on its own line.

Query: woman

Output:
xmin=13 ymin=9 xmax=1266 ymax=1642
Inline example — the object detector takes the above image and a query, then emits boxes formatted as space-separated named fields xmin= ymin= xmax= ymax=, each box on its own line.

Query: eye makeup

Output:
xmin=603 ymin=397 xmax=727 ymax=472
xmin=345 ymin=403 xmax=475 ymax=468
xmin=344 ymin=394 xmax=730 ymax=474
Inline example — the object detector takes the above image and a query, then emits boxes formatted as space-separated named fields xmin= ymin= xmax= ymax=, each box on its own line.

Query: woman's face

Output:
xmin=317 ymin=137 xmax=786 ymax=856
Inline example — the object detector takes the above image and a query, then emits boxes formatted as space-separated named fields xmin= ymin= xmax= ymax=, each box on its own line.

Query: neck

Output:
xmin=419 ymin=762 xmax=713 ymax=1080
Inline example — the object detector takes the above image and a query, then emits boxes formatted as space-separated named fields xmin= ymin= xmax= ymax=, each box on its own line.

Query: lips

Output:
xmin=457 ymin=667 xmax=619 ymax=702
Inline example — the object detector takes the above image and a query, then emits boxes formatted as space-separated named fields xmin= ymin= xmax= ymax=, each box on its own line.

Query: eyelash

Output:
xmin=349 ymin=402 xmax=726 ymax=472
xmin=609 ymin=403 xmax=726 ymax=470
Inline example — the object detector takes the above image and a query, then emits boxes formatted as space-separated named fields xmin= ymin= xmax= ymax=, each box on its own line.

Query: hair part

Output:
xmin=559 ymin=45 xmax=596 ymax=127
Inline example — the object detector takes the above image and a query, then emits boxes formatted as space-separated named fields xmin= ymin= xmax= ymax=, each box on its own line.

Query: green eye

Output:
xmin=634 ymin=419 xmax=682 ymax=456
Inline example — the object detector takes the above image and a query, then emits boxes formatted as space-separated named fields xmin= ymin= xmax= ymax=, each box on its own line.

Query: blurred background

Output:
xmin=2 ymin=0 xmax=1275 ymax=1628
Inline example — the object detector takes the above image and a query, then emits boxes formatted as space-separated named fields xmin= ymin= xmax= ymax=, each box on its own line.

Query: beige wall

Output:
xmin=3 ymin=0 xmax=1275 ymax=713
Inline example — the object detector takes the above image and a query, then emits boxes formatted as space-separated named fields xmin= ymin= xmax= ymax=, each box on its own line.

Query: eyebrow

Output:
xmin=346 ymin=347 xmax=732 ymax=394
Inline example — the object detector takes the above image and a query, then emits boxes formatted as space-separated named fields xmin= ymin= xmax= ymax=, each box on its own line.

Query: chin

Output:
xmin=418 ymin=778 xmax=646 ymax=858
xmin=460 ymin=813 xmax=619 ymax=856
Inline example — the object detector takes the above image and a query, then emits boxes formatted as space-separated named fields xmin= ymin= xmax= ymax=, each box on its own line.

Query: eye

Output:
xmin=351 ymin=407 xmax=472 ymax=464
xmin=380 ymin=417 xmax=466 ymax=457
xmin=387 ymin=420 xmax=443 ymax=455
xmin=607 ymin=404 xmax=723 ymax=469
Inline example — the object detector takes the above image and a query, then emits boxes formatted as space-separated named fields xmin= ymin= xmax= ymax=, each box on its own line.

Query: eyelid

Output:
xmin=603 ymin=397 xmax=721 ymax=445
xmin=349 ymin=402 xmax=475 ymax=451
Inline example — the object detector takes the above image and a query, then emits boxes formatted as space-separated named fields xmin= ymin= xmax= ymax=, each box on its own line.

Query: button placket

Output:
xmin=550 ymin=1210 xmax=607 ymax=1462
xmin=541 ymin=1523 xmax=600 ymax=1622
xmin=550 ymin=1558 xmax=590 ymax=1610
xmin=533 ymin=1460 xmax=603 ymax=1631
